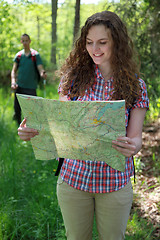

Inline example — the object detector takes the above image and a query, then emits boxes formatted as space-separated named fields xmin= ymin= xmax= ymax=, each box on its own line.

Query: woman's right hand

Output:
xmin=18 ymin=118 xmax=39 ymax=141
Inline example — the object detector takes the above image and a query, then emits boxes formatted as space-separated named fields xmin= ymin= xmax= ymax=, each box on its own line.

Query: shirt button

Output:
xmin=105 ymin=86 xmax=108 ymax=89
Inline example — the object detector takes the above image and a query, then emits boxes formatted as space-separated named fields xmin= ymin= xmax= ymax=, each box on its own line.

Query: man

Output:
xmin=11 ymin=33 xmax=47 ymax=125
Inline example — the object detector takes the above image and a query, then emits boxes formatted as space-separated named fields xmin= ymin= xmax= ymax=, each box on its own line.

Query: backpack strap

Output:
xmin=31 ymin=55 xmax=36 ymax=62
xmin=30 ymin=49 xmax=41 ymax=82
xmin=127 ymin=107 xmax=136 ymax=183
xmin=30 ymin=49 xmax=37 ymax=62
xmin=16 ymin=49 xmax=37 ymax=66
xmin=16 ymin=50 xmax=23 ymax=66
xmin=55 ymin=158 xmax=64 ymax=176
xmin=133 ymin=158 xmax=136 ymax=183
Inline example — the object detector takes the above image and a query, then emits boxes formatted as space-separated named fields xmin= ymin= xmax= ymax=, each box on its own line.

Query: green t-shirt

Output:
xmin=14 ymin=49 xmax=43 ymax=89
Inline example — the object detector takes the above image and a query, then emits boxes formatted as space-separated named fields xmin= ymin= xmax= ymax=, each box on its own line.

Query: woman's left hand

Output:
xmin=112 ymin=136 xmax=136 ymax=158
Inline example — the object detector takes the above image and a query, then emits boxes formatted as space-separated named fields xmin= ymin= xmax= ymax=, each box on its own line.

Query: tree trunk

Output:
xmin=73 ymin=0 xmax=80 ymax=45
xmin=51 ymin=0 xmax=58 ymax=68
xmin=37 ymin=16 xmax=40 ymax=48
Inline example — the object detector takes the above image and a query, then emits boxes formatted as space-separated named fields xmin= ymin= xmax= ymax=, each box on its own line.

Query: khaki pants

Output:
xmin=57 ymin=177 xmax=133 ymax=240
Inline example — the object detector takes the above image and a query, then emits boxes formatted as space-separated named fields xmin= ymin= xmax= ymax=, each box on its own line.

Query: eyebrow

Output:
xmin=86 ymin=37 xmax=109 ymax=41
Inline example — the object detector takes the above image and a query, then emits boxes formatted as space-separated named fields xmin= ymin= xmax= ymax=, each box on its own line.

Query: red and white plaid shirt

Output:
xmin=58 ymin=65 xmax=149 ymax=193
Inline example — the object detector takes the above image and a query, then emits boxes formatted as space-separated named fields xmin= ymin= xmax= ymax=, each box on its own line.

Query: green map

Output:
xmin=17 ymin=94 xmax=126 ymax=172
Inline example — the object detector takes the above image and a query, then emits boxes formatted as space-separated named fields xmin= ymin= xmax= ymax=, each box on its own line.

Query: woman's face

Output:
xmin=86 ymin=24 xmax=113 ymax=67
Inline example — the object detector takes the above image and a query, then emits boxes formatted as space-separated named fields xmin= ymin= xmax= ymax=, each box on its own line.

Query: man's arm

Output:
xmin=11 ymin=62 xmax=18 ymax=90
xmin=37 ymin=64 xmax=47 ymax=79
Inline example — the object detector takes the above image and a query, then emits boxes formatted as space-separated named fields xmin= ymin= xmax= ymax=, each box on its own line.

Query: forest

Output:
xmin=0 ymin=0 xmax=159 ymax=239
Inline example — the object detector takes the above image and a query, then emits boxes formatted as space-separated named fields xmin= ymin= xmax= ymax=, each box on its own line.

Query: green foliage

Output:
xmin=0 ymin=0 xmax=159 ymax=109
xmin=146 ymin=97 xmax=160 ymax=121
xmin=126 ymin=212 xmax=157 ymax=240
xmin=100 ymin=0 xmax=160 ymax=105
xmin=0 ymin=85 xmax=64 ymax=239
xmin=0 ymin=1 xmax=21 ymax=84
xmin=57 ymin=0 xmax=75 ymax=61
xmin=134 ymin=156 xmax=145 ymax=174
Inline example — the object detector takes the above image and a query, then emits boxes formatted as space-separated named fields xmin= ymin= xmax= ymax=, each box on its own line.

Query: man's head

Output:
xmin=21 ymin=34 xmax=31 ymax=50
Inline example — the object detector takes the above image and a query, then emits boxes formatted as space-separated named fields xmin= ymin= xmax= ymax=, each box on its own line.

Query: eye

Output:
xmin=100 ymin=41 xmax=107 ymax=45
xmin=86 ymin=41 xmax=93 ymax=45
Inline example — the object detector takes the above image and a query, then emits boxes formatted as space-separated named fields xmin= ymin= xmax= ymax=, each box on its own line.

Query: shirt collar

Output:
xmin=94 ymin=64 xmax=113 ymax=82
xmin=94 ymin=64 xmax=104 ymax=80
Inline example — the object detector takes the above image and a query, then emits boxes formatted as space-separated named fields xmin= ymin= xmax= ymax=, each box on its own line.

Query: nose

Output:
xmin=93 ymin=43 xmax=100 ymax=52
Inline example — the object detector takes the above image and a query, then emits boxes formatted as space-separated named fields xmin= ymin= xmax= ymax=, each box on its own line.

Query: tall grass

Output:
xmin=0 ymin=86 xmax=65 ymax=239
xmin=0 ymin=85 xmax=158 ymax=239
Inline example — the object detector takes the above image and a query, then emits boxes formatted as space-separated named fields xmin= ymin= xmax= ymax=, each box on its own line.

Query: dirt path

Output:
xmin=133 ymin=119 xmax=160 ymax=238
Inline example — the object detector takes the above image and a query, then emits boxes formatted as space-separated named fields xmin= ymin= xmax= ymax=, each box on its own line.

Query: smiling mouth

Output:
xmin=93 ymin=53 xmax=103 ymax=57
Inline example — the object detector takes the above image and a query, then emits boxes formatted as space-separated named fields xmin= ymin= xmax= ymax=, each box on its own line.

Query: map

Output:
xmin=17 ymin=94 xmax=126 ymax=172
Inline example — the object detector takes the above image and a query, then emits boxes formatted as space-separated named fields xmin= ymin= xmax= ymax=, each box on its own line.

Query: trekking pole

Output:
xmin=43 ymin=71 xmax=46 ymax=98
xmin=43 ymin=78 xmax=46 ymax=98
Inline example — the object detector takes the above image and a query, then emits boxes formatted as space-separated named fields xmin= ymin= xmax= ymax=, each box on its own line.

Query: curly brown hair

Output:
xmin=59 ymin=11 xmax=141 ymax=108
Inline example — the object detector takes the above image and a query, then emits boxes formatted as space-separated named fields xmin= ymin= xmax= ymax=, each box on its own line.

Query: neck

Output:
xmin=24 ymin=47 xmax=30 ymax=54
xmin=98 ymin=64 xmax=113 ymax=80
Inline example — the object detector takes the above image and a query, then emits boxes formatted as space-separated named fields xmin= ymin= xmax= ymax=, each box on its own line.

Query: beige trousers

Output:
xmin=57 ymin=177 xmax=133 ymax=240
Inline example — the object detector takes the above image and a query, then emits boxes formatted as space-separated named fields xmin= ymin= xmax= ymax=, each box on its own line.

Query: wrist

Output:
xmin=11 ymin=83 xmax=17 ymax=88
xmin=11 ymin=79 xmax=16 ymax=84
xmin=132 ymin=138 xmax=142 ymax=155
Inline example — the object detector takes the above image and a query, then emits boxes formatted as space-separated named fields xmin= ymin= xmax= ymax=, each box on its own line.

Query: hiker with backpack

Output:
xmin=11 ymin=33 xmax=47 ymax=125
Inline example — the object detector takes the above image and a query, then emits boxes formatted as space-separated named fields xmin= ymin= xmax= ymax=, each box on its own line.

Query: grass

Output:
xmin=0 ymin=85 xmax=64 ymax=239
xmin=0 ymin=85 xmax=158 ymax=239
xmin=126 ymin=212 xmax=157 ymax=240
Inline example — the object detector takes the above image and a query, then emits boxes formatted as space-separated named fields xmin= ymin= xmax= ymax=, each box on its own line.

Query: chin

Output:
xmin=92 ymin=59 xmax=102 ymax=65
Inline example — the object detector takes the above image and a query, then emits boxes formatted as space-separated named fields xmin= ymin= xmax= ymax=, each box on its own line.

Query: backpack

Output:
xmin=16 ymin=49 xmax=41 ymax=82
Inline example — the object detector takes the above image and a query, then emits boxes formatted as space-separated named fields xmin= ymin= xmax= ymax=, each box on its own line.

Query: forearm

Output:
xmin=11 ymin=70 xmax=16 ymax=84
xmin=37 ymin=65 xmax=46 ymax=78
xmin=11 ymin=63 xmax=18 ymax=88
xmin=11 ymin=70 xmax=18 ymax=89
xmin=130 ymin=136 xmax=142 ymax=155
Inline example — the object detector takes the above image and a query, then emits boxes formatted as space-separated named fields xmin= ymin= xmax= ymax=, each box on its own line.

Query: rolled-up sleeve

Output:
xmin=132 ymin=78 xmax=149 ymax=110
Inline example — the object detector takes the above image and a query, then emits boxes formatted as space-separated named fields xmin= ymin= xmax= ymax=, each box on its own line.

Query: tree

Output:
xmin=51 ymin=0 xmax=58 ymax=68
xmin=73 ymin=0 xmax=80 ymax=44
xmin=0 ymin=0 xmax=21 ymax=85
xmin=102 ymin=0 xmax=160 ymax=102
xmin=144 ymin=0 xmax=160 ymax=77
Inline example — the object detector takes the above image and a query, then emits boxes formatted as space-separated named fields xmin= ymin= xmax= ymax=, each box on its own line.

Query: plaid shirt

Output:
xmin=58 ymin=65 xmax=149 ymax=193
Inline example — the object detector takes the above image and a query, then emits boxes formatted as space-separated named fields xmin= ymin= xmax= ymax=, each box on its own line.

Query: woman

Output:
xmin=18 ymin=11 xmax=149 ymax=240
